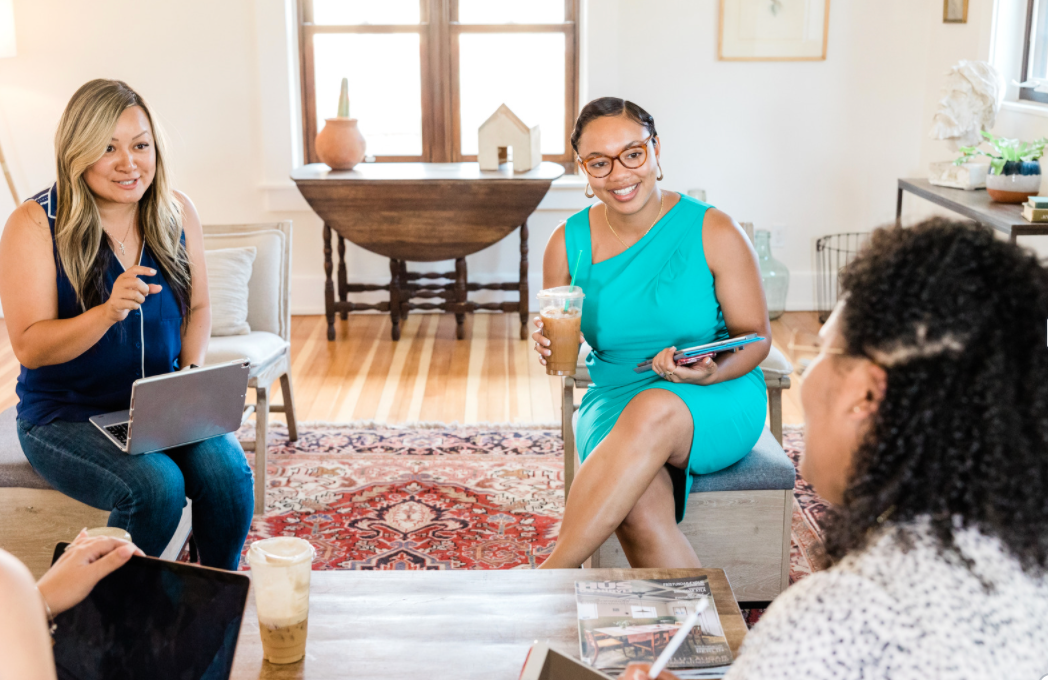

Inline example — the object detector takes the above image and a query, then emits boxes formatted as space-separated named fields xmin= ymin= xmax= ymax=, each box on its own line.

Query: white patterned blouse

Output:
xmin=724 ymin=518 xmax=1048 ymax=680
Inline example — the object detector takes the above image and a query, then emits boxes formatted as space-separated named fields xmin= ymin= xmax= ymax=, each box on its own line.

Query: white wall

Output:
xmin=0 ymin=0 xmax=1020 ymax=315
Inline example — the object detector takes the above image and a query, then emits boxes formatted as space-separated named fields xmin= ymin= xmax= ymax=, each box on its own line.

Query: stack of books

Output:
xmin=1022 ymin=196 xmax=1048 ymax=223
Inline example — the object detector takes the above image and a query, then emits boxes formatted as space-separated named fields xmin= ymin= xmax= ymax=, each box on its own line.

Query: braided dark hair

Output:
xmin=825 ymin=217 xmax=1048 ymax=576
xmin=571 ymin=97 xmax=657 ymax=155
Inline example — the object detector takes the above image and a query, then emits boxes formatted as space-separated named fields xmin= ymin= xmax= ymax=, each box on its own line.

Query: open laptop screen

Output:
xmin=50 ymin=544 xmax=250 ymax=680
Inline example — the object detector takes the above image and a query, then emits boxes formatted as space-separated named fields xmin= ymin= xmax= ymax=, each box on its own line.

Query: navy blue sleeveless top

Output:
xmin=16 ymin=184 xmax=184 ymax=425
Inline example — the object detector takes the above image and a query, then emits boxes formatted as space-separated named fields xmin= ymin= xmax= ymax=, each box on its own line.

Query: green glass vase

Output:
xmin=755 ymin=230 xmax=789 ymax=320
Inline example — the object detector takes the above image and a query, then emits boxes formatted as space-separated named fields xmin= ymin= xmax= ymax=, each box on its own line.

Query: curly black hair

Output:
xmin=824 ymin=217 xmax=1048 ymax=576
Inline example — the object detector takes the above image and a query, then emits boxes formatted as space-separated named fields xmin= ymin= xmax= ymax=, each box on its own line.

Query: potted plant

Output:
xmin=954 ymin=131 xmax=1047 ymax=203
xmin=315 ymin=78 xmax=367 ymax=171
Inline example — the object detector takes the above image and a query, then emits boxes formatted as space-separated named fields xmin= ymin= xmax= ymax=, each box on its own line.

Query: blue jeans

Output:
xmin=17 ymin=418 xmax=254 ymax=571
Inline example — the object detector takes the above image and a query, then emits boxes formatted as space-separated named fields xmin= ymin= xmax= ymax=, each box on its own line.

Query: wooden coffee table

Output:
xmin=230 ymin=568 xmax=747 ymax=679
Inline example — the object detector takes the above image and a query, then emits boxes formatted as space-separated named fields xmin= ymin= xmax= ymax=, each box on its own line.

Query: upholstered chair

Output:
xmin=202 ymin=222 xmax=298 ymax=515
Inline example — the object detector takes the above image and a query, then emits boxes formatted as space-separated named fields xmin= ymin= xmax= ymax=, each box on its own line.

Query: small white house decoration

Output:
xmin=478 ymin=104 xmax=541 ymax=172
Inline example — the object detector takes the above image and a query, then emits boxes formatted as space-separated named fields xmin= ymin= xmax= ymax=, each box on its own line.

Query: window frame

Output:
xmin=297 ymin=0 xmax=581 ymax=167
xmin=1021 ymin=0 xmax=1048 ymax=105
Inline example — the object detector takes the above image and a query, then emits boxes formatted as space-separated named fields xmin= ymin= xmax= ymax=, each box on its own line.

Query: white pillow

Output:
xmin=205 ymin=246 xmax=256 ymax=336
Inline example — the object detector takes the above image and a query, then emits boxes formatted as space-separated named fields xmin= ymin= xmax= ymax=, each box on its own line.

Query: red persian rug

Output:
xmin=237 ymin=423 xmax=829 ymax=585
xmin=238 ymin=423 xmax=564 ymax=570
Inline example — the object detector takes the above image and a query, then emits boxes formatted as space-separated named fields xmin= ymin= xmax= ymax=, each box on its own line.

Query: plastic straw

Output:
xmin=564 ymin=250 xmax=583 ymax=312
xmin=647 ymin=598 xmax=709 ymax=679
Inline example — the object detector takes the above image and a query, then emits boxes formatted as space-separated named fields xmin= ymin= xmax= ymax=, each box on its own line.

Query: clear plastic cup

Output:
xmin=247 ymin=537 xmax=315 ymax=664
xmin=537 ymin=286 xmax=585 ymax=376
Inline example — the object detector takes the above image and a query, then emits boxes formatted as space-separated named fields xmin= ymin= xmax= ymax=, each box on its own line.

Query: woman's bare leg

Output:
xmin=616 ymin=467 xmax=701 ymax=568
xmin=540 ymin=389 xmax=694 ymax=569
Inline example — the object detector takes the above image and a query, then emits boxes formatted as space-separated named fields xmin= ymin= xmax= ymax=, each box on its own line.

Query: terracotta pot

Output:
xmin=315 ymin=118 xmax=366 ymax=171
xmin=986 ymin=161 xmax=1041 ymax=203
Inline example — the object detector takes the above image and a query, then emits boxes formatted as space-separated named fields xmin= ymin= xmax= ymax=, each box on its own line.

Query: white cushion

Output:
xmin=760 ymin=344 xmax=793 ymax=378
xmin=205 ymin=331 xmax=288 ymax=368
xmin=205 ymin=246 xmax=255 ymax=336
xmin=575 ymin=340 xmax=793 ymax=377
xmin=204 ymin=230 xmax=286 ymax=338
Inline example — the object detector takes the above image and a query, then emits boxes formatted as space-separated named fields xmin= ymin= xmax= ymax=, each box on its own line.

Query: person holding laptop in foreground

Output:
xmin=0 ymin=79 xmax=253 ymax=570
xmin=725 ymin=220 xmax=1048 ymax=678
xmin=535 ymin=97 xmax=771 ymax=569
xmin=0 ymin=534 xmax=141 ymax=680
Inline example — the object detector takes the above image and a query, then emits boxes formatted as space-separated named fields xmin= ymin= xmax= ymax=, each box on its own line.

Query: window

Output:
xmin=1022 ymin=0 xmax=1048 ymax=104
xmin=298 ymin=0 xmax=580 ymax=166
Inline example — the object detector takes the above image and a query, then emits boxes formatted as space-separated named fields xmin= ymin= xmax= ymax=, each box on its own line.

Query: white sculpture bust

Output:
xmin=928 ymin=60 xmax=1003 ymax=190
xmin=929 ymin=60 xmax=1003 ymax=150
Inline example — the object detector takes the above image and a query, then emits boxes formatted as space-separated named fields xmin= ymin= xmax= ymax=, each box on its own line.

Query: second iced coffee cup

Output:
xmin=247 ymin=537 xmax=315 ymax=665
xmin=538 ymin=285 xmax=585 ymax=376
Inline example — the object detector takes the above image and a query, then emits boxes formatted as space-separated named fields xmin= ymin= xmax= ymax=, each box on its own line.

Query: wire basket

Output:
xmin=816 ymin=232 xmax=870 ymax=323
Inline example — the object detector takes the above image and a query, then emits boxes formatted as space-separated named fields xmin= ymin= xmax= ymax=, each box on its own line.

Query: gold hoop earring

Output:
xmin=656 ymin=164 xmax=664 ymax=182
xmin=584 ymin=184 xmax=595 ymax=198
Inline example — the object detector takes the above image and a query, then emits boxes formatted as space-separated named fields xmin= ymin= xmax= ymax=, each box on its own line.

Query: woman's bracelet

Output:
xmin=36 ymin=585 xmax=57 ymax=640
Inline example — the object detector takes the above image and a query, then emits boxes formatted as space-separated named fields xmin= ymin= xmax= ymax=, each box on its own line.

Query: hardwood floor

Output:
xmin=0 ymin=312 xmax=821 ymax=426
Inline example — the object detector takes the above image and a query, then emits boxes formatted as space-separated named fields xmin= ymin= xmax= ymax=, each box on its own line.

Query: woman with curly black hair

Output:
xmin=725 ymin=218 xmax=1048 ymax=679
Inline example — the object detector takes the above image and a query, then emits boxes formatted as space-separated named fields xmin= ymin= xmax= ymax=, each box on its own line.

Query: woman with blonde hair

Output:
xmin=0 ymin=79 xmax=253 ymax=570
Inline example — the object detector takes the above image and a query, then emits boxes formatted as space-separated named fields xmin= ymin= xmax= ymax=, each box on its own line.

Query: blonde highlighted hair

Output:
xmin=54 ymin=79 xmax=191 ymax=315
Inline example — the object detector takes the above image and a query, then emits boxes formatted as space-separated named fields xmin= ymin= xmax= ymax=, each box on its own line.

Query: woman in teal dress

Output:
xmin=535 ymin=98 xmax=771 ymax=569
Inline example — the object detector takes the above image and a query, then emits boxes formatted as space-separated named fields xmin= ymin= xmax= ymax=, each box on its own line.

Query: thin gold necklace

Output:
xmin=605 ymin=193 xmax=666 ymax=250
xmin=105 ymin=210 xmax=136 ymax=257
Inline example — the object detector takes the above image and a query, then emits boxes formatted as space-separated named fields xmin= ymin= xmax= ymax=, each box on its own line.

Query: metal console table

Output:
xmin=897 ymin=178 xmax=1047 ymax=243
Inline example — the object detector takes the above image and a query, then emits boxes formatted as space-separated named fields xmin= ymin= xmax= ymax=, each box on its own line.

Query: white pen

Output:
xmin=647 ymin=598 xmax=709 ymax=679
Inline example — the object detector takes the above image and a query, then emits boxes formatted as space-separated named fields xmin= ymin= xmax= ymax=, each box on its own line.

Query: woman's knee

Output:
xmin=122 ymin=459 xmax=187 ymax=516
xmin=617 ymin=390 xmax=693 ymax=456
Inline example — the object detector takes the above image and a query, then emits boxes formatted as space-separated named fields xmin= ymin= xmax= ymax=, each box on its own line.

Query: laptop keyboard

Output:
xmin=105 ymin=423 xmax=130 ymax=445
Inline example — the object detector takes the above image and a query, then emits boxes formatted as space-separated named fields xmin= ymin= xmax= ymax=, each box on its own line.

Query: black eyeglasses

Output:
xmin=577 ymin=135 xmax=654 ymax=178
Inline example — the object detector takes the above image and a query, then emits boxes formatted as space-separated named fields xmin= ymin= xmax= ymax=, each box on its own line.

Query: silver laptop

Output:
xmin=90 ymin=359 xmax=251 ymax=455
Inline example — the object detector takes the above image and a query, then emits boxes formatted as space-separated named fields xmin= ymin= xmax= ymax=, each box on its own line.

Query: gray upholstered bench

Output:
xmin=562 ymin=344 xmax=796 ymax=604
xmin=0 ymin=407 xmax=191 ymax=578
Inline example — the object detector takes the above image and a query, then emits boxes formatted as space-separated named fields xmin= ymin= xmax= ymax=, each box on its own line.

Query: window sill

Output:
xmin=1001 ymin=99 xmax=1048 ymax=119
xmin=262 ymin=172 xmax=591 ymax=213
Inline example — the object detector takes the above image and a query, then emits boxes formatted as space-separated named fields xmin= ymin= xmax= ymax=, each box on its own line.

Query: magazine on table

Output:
xmin=574 ymin=577 xmax=733 ymax=679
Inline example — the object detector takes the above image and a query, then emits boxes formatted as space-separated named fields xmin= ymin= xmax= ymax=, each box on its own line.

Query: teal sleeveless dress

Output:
xmin=567 ymin=194 xmax=766 ymax=522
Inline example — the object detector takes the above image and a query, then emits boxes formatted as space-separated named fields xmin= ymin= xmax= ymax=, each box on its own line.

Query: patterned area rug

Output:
xmin=239 ymin=423 xmax=563 ymax=569
xmin=237 ymin=423 xmax=829 ymax=586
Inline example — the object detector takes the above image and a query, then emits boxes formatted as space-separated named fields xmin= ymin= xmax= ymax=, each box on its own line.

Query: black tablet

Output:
xmin=49 ymin=543 xmax=250 ymax=680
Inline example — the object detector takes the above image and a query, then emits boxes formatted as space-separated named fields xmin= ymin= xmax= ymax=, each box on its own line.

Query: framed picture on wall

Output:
xmin=718 ymin=0 xmax=831 ymax=61
xmin=943 ymin=0 xmax=968 ymax=23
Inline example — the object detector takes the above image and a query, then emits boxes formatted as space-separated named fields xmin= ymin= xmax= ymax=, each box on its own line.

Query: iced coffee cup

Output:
xmin=538 ymin=285 xmax=585 ymax=376
xmin=247 ymin=537 xmax=315 ymax=665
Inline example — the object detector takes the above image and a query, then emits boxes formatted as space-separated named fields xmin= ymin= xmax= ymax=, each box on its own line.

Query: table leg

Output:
xmin=455 ymin=257 xmax=467 ymax=340
xmin=399 ymin=260 xmax=410 ymax=320
xmin=389 ymin=258 xmax=402 ymax=341
xmin=896 ymin=187 xmax=904 ymax=226
xmin=519 ymin=220 xmax=529 ymax=340
xmin=323 ymin=222 xmax=335 ymax=341
xmin=337 ymin=234 xmax=348 ymax=320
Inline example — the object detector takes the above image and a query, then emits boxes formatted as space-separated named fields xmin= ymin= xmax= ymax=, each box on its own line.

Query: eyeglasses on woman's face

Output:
xmin=577 ymin=134 xmax=654 ymax=179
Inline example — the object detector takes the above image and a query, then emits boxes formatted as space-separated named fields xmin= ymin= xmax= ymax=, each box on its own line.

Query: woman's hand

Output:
xmin=36 ymin=529 xmax=144 ymax=615
xmin=651 ymin=346 xmax=718 ymax=386
xmin=104 ymin=265 xmax=163 ymax=324
xmin=531 ymin=317 xmax=584 ymax=367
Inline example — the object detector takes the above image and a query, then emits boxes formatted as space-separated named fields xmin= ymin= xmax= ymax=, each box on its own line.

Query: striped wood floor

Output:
xmin=0 ymin=312 xmax=821 ymax=426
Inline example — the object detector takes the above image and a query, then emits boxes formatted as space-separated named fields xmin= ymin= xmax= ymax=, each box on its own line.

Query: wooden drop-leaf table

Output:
xmin=291 ymin=162 xmax=565 ymax=341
